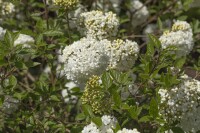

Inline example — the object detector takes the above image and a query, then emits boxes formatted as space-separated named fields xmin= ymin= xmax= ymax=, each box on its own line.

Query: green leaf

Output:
xmin=113 ymin=122 xmax=121 ymax=133
xmin=36 ymin=34 xmax=43 ymax=44
xmin=91 ymin=117 xmax=102 ymax=127
xmin=82 ymin=104 xmax=94 ymax=117
xmin=75 ymin=113 xmax=86 ymax=121
xmin=149 ymin=98 xmax=158 ymax=118
xmin=110 ymin=69 xmax=121 ymax=83
xmin=0 ymin=95 xmax=4 ymax=106
xmin=146 ymin=41 xmax=155 ymax=56
xmin=70 ymin=126 xmax=83 ymax=133
xmin=128 ymin=106 xmax=138 ymax=120
xmin=43 ymin=30 xmax=64 ymax=37
xmin=171 ymin=127 xmax=184 ymax=133
xmin=25 ymin=61 xmax=41 ymax=68
xmin=101 ymin=72 xmax=112 ymax=89
xmin=139 ymin=116 xmax=150 ymax=122
xmin=127 ymin=106 xmax=142 ymax=120
xmin=175 ymin=57 xmax=186 ymax=68
xmin=119 ymin=72 xmax=130 ymax=84
xmin=50 ymin=95 xmax=60 ymax=102
xmin=121 ymin=103 xmax=130 ymax=109
xmin=112 ymin=89 xmax=121 ymax=107
xmin=15 ymin=61 xmax=28 ymax=69
xmin=0 ymin=59 xmax=8 ymax=67
xmin=8 ymin=75 xmax=17 ymax=89
xmin=157 ymin=17 xmax=163 ymax=30
xmin=4 ymin=30 xmax=14 ymax=48
xmin=148 ymin=34 xmax=161 ymax=49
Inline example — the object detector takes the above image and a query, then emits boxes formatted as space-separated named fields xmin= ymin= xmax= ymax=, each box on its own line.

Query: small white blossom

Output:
xmin=106 ymin=39 xmax=139 ymax=71
xmin=178 ymin=106 xmax=200 ymax=132
xmin=117 ymin=128 xmax=140 ymax=133
xmin=80 ymin=10 xmax=119 ymax=39
xmin=81 ymin=115 xmax=117 ymax=133
xmin=82 ymin=123 xmax=100 ymax=133
xmin=1 ymin=2 xmax=15 ymax=15
xmin=52 ymin=0 xmax=79 ymax=9
xmin=159 ymin=20 xmax=193 ymax=57
xmin=100 ymin=115 xmax=117 ymax=132
xmin=158 ymin=75 xmax=200 ymax=123
xmin=171 ymin=20 xmax=192 ymax=32
xmin=60 ymin=37 xmax=110 ymax=84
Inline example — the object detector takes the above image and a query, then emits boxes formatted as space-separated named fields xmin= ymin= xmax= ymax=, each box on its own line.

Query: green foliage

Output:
xmin=0 ymin=0 xmax=199 ymax=132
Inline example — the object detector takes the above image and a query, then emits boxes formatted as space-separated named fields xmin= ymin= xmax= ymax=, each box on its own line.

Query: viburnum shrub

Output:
xmin=0 ymin=0 xmax=200 ymax=133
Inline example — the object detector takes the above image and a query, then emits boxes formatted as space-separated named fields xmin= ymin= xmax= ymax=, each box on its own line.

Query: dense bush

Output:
xmin=0 ymin=0 xmax=200 ymax=132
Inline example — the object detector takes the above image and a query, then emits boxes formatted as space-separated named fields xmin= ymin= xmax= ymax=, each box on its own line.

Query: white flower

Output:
xmin=61 ymin=37 xmax=139 ymax=83
xmin=52 ymin=0 xmax=79 ymax=9
xmin=61 ymin=81 xmax=78 ymax=103
xmin=82 ymin=123 xmax=100 ymax=133
xmin=1 ymin=2 xmax=15 ymax=15
xmin=0 ymin=26 xmax=6 ymax=40
xmin=127 ymin=0 xmax=149 ymax=28
xmin=158 ymin=75 xmax=200 ymax=123
xmin=159 ymin=20 xmax=193 ymax=57
xmin=172 ymin=20 xmax=192 ymax=32
xmin=81 ymin=115 xmax=117 ymax=133
xmin=101 ymin=115 xmax=117 ymax=131
xmin=178 ymin=106 xmax=200 ymax=132
xmin=60 ymin=37 xmax=110 ymax=84
xmin=80 ymin=10 xmax=119 ymax=39
xmin=117 ymin=128 xmax=140 ymax=133
xmin=14 ymin=34 xmax=35 ymax=47
xmin=106 ymin=39 xmax=139 ymax=71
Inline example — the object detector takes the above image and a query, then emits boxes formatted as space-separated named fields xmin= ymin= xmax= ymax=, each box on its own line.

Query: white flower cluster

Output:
xmin=52 ymin=0 xmax=79 ymax=9
xmin=14 ymin=34 xmax=35 ymax=47
xmin=61 ymin=37 xmax=139 ymax=84
xmin=80 ymin=10 xmax=119 ymax=39
xmin=107 ymin=39 xmax=139 ymax=71
xmin=117 ymin=128 xmax=140 ymax=133
xmin=61 ymin=11 xmax=139 ymax=84
xmin=82 ymin=115 xmax=117 ymax=133
xmin=178 ymin=106 xmax=200 ymax=132
xmin=158 ymin=75 xmax=200 ymax=123
xmin=61 ymin=81 xmax=78 ymax=103
xmin=159 ymin=20 xmax=193 ymax=57
xmin=0 ymin=1 xmax=15 ymax=15
xmin=127 ymin=0 xmax=149 ymax=28
xmin=61 ymin=37 xmax=110 ymax=83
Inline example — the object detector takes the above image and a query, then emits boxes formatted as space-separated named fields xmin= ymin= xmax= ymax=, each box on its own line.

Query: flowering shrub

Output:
xmin=0 ymin=0 xmax=200 ymax=132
